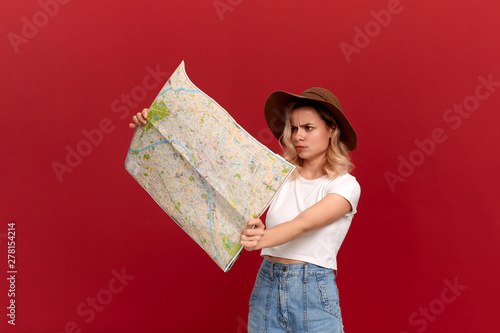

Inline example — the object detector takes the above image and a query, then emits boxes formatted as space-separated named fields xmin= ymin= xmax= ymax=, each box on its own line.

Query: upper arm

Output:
xmin=294 ymin=193 xmax=352 ymax=233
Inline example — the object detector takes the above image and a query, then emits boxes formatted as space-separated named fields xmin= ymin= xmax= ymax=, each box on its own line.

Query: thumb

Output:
xmin=248 ymin=218 xmax=264 ymax=229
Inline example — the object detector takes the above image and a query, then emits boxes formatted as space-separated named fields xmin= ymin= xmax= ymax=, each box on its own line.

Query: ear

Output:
xmin=329 ymin=124 xmax=336 ymax=137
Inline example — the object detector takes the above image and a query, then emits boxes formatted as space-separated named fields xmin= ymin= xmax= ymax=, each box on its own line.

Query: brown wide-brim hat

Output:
xmin=264 ymin=87 xmax=357 ymax=151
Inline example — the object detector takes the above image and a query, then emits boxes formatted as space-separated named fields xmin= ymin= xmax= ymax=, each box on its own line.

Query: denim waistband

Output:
xmin=261 ymin=258 xmax=336 ymax=282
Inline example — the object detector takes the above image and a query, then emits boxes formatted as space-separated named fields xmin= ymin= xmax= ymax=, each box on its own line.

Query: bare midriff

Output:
xmin=265 ymin=255 xmax=306 ymax=264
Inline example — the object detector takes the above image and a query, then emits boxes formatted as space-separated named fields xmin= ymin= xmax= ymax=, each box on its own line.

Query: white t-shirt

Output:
xmin=261 ymin=173 xmax=360 ymax=270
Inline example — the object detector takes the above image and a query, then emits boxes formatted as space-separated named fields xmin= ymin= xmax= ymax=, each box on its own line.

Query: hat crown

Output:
xmin=301 ymin=87 xmax=342 ymax=111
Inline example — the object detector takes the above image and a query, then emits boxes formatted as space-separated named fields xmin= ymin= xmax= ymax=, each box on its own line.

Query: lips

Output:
xmin=295 ymin=145 xmax=305 ymax=151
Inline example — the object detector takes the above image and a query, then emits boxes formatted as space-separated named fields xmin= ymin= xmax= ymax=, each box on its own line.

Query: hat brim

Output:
xmin=264 ymin=90 xmax=357 ymax=151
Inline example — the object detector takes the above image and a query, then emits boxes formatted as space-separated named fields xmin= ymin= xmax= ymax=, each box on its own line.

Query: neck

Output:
xmin=299 ymin=156 xmax=326 ymax=180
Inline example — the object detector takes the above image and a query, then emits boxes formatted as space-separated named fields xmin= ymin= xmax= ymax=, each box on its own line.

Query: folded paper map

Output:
xmin=125 ymin=61 xmax=295 ymax=272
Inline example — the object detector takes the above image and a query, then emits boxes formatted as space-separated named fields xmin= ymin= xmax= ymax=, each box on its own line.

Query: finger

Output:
xmin=241 ymin=234 xmax=257 ymax=241
xmin=248 ymin=219 xmax=264 ymax=229
xmin=240 ymin=238 xmax=256 ymax=247
xmin=136 ymin=112 xmax=146 ymax=124
xmin=138 ymin=110 xmax=148 ymax=124
xmin=241 ymin=243 xmax=254 ymax=251
xmin=246 ymin=218 xmax=261 ymax=228
xmin=241 ymin=233 xmax=261 ymax=241
xmin=243 ymin=229 xmax=264 ymax=237
xmin=241 ymin=243 xmax=255 ymax=250
xmin=129 ymin=123 xmax=136 ymax=129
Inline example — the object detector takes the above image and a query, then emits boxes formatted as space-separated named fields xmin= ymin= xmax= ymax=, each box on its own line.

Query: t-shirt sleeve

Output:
xmin=324 ymin=175 xmax=361 ymax=214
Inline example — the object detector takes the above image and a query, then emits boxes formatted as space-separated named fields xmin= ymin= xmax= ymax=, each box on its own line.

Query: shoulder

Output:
xmin=324 ymin=173 xmax=360 ymax=189
xmin=322 ymin=173 xmax=361 ymax=202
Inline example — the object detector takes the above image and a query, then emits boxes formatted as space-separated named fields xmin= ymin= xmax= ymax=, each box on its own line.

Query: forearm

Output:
xmin=244 ymin=194 xmax=352 ymax=251
xmin=254 ymin=218 xmax=307 ymax=250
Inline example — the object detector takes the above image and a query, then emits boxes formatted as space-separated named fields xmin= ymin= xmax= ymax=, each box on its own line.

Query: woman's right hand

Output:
xmin=241 ymin=218 xmax=266 ymax=251
xmin=129 ymin=108 xmax=148 ymax=129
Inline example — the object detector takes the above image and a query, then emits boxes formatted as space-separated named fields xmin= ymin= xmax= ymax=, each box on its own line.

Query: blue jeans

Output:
xmin=248 ymin=259 xmax=344 ymax=333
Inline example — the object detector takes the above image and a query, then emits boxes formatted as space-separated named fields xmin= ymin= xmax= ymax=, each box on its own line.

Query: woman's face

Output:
xmin=289 ymin=106 xmax=334 ymax=163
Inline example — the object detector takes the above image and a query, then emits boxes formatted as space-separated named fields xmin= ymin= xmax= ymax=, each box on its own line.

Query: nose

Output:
xmin=293 ymin=128 xmax=305 ymax=141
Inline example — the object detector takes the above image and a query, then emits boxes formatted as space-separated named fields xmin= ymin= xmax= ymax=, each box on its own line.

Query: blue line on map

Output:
xmin=157 ymin=87 xmax=200 ymax=97
xmin=129 ymin=139 xmax=226 ymax=266
xmin=129 ymin=140 xmax=175 ymax=154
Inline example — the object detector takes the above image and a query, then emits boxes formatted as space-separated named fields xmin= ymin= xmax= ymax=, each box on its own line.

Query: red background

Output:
xmin=2 ymin=0 xmax=499 ymax=332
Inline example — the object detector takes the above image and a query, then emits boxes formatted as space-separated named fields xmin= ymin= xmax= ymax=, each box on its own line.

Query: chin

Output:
xmin=297 ymin=152 xmax=308 ymax=160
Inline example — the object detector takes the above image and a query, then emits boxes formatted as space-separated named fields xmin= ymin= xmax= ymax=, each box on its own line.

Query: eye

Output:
xmin=305 ymin=126 xmax=313 ymax=131
xmin=291 ymin=126 xmax=298 ymax=132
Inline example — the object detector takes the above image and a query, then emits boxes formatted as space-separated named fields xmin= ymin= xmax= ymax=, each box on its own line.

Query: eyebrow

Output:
xmin=291 ymin=123 xmax=315 ymax=127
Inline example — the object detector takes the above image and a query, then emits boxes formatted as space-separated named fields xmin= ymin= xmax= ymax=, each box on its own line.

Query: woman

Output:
xmin=240 ymin=88 xmax=360 ymax=332
xmin=130 ymin=87 xmax=360 ymax=332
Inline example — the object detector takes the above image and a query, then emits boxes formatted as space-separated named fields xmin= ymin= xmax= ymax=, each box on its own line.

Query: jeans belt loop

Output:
xmin=303 ymin=263 xmax=308 ymax=283
xmin=270 ymin=262 xmax=274 ymax=281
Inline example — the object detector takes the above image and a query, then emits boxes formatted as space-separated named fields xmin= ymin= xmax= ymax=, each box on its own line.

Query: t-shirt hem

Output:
xmin=260 ymin=251 xmax=337 ymax=270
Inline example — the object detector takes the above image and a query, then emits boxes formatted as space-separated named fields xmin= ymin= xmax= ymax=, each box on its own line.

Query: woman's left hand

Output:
xmin=129 ymin=108 xmax=149 ymax=129
xmin=241 ymin=218 xmax=265 ymax=251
